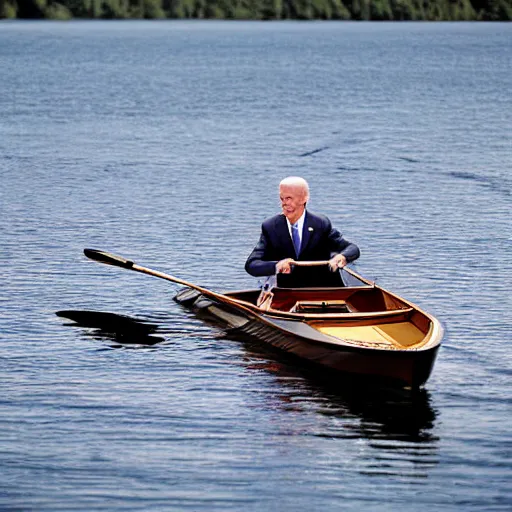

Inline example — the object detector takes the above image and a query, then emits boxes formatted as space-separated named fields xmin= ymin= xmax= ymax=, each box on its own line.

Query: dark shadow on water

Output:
xmin=56 ymin=310 xmax=165 ymax=347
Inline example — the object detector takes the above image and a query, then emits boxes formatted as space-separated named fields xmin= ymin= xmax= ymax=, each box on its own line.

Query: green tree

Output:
xmin=0 ymin=0 xmax=18 ymax=17
xmin=8 ymin=0 xmax=512 ymax=21
xmin=45 ymin=1 xmax=72 ymax=17
xmin=370 ymin=0 xmax=393 ymax=18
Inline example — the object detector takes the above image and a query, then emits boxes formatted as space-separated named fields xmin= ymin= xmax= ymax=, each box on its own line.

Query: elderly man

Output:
xmin=245 ymin=176 xmax=360 ymax=288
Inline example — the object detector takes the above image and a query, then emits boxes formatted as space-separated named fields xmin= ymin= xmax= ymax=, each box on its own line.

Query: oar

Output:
xmin=292 ymin=260 xmax=330 ymax=266
xmin=84 ymin=249 xmax=371 ymax=307
xmin=83 ymin=249 xmax=260 ymax=313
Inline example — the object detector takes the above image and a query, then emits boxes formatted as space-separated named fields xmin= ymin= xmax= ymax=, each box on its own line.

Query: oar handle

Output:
xmin=291 ymin=260 xmax=330 ymax=267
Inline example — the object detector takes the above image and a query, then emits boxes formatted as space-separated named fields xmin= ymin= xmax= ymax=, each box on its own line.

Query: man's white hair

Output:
xmin=279 ymin=176 xmax=310 ymax=198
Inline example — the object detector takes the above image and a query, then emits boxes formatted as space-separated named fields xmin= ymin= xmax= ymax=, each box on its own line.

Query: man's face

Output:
xmin=279 ymin=184 xmax=307 ymax=223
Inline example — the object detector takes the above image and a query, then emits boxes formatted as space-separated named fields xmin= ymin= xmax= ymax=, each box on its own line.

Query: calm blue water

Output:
xmin=1 ymin=21 xmax=511 ymax=511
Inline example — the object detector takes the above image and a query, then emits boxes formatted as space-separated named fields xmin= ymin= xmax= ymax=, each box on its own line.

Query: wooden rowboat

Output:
xmin=84 ymin=250 xmax=443 ymax=389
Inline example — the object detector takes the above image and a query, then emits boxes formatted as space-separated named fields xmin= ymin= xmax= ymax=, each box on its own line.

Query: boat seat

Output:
xmin=290 ymin=300 xmax=356 ymax=314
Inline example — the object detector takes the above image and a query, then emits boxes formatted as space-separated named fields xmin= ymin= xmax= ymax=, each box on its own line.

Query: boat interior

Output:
xmin=228 ymin=286 xmax=410 ymax=315
xmin=226 ymin=286 xmax=434 ymax=349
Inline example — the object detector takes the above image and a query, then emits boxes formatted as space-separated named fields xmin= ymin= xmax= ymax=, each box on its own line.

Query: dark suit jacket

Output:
xmin=245 ymin=211 xmax=360 ymax=288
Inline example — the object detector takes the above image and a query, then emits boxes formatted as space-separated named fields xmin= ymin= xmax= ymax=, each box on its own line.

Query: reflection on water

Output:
xmin=176 ymin=296 xmax=437 ymax=437
xmin=58 ymin=305 xmax=440 ymax=478
xmin=239 ymin=338 xmax=437 ymax=434
xmin=236 ymin=342 xmax=439 ymax=478
xmin=56 ymin=310 xmax=165 ymax=346
xmin=172 ymin=295 xmax=439 ymax=455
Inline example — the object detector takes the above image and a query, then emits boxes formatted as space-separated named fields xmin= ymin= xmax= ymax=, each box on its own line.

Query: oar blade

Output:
xmin=84 ymin=249 xmax=134 ymax=269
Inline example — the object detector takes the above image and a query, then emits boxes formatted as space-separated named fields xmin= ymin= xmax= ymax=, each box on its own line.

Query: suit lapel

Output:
xmin=299 ymin=211 xmax=314 ymax=256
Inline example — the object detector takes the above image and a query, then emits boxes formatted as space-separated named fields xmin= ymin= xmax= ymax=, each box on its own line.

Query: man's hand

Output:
xmin=328 ymin=254 xmax=347 ymax=272
xmin=276 ymin=258 xmax=295 ymax=274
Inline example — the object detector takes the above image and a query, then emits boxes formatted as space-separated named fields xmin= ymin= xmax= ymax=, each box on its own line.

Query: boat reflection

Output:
xmin=57 ymin=308 xmax=439 ymax=477
xmin=240 ymin=338 xmax=436 ymax=432
xmin=179 ymin=302 xmax=439 ymax=443
xmin=56 ymin=310 xmax=165 ymax=347
xmin=229 ymin=335 xmax=440 ymax=478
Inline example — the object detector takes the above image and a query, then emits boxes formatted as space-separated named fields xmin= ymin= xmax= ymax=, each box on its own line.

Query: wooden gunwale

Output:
xmin=223 ymin=284 xmax=416 ymax=321
xmin=218 ymin=281 xmax=442 ymax=352
xmin=219 ymin=293 xmax=415 ymax=322
xmin=260 ymin=307 xmax=414 ymax=321
xmin=197 ymin=296 xmax=438 ymax=353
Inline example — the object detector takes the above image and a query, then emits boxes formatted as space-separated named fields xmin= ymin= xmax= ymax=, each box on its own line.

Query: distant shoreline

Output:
xmin=2 ymin=0 xmax=511 ymax=21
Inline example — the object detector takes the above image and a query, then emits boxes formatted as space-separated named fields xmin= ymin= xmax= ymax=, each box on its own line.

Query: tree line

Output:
xmin=1 ymin=0 xmax=511 ymax=20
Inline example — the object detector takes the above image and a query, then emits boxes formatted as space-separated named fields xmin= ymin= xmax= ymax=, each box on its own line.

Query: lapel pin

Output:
xmin=308 ymin=227 xmax=314 ymax=232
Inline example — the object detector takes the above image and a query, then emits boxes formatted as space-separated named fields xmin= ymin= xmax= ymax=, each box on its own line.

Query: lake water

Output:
xmin=1 ymin=20 xmax=511 ymax=511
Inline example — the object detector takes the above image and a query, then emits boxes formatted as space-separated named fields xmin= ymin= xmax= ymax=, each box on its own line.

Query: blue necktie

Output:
xmin=292 ymin=223 xmax=301 ymax=257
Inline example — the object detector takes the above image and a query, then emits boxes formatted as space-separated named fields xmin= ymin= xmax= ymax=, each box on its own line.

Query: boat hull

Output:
xmin=174 ymin=289 xmax=441 ymax=389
